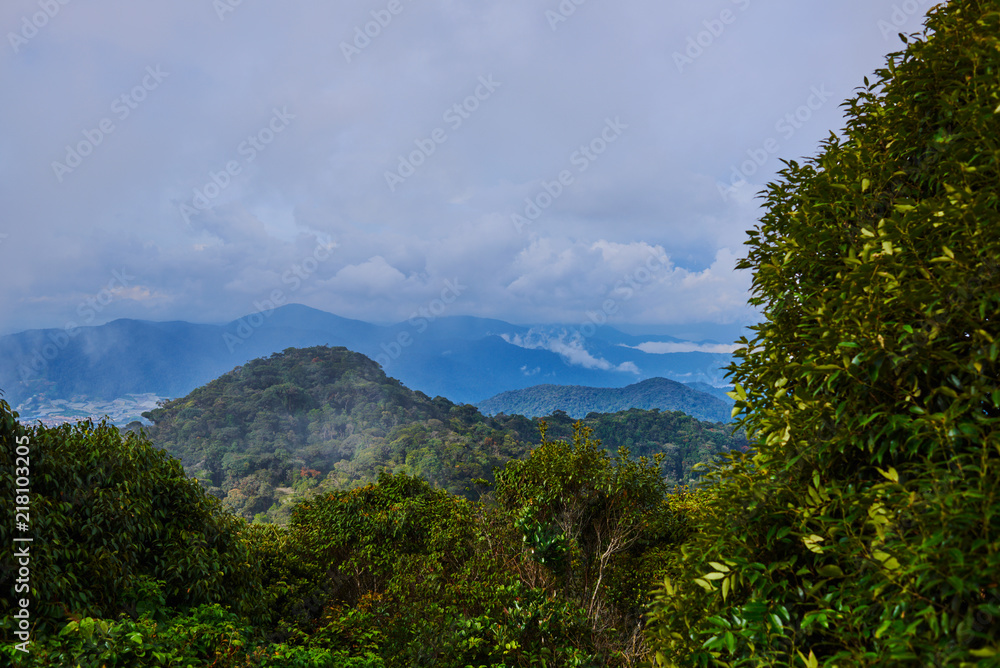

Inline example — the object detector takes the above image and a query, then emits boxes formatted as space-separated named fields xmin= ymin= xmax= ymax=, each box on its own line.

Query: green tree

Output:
xmin=645 ymin=2 xmax=1000 ymax=665
xmin=0 ymin=397 xmax=267 ymax=638
xmin=495 ymin=421 xmax=672 ymax=663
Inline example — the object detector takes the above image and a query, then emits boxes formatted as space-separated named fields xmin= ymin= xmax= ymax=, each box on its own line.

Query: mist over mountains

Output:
xmin=0 ymin=303 xmax=737 ymax=412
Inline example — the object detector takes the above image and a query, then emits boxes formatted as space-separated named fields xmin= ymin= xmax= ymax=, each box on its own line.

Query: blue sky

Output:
xmin=0 ymin=0 xmax=936 ymax=338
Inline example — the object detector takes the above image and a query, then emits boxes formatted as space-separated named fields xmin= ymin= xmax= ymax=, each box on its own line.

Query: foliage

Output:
xmin=0 ymin=384 xmax=688 ymax=666
xmin=645 ymin=2 xmax=1000 ymax=665
xmin=3 ymin=603 xmax=386 ymax=667
xmin=283 ymin=469 xmax=611 ymax=666
xmin=494 ymin=422 xmax=678 ymax=664
xmin=555 ymin=409 xmax=748 ymax=488
xmin=0 ymin=398 xmax=267 ymax=638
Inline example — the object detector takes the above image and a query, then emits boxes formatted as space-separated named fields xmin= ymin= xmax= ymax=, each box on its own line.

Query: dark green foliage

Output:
xmin=645 ymin=2 xmax=1000 ymax=665
xmin=0 ymin=397 xmax=267 ymax=639
xmin=4 ymin=603 xmax=386 ymax=667
xmin=477 ymin=378 xmax=735 ymax=424
xmin=543 ymin=409 xmax=748 ymax=488
xmin=282 ymin=470 xmax=607 ymax=666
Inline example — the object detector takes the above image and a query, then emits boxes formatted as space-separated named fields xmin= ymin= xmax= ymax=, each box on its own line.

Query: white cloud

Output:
xmin=330 ymin=256 xmax=408 ymax=295
xmin=503 ymin=329 xmax=638 ymax=373
xmin=629 ymin=341 xmax=741 ymax=354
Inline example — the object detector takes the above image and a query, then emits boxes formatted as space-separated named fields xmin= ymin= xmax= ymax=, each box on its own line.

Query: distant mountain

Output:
xmin=682 ymin=381 xmax=737 ymax=405
xmin=0 ymin=303 xmax=736 ymax=414
xmin=476 ymin=377 xmax=734 ymax=424
xmin=140 ymin=345 xmax=747 ymax=522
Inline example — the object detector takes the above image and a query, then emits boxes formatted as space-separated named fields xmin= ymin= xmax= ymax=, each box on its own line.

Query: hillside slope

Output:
xmin=476 ymin=377 xmax=734 ymax=423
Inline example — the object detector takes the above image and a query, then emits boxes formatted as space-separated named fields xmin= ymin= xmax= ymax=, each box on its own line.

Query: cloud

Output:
xmin=503 ymin=329 xmax=638 ymax=373
xmin=330 ymin=256 xmax=408 ymax=296
xmin=0 ymin=0 xmax=912 ymax=335
xmin=628 ymin=341 xmax=741 ymax=354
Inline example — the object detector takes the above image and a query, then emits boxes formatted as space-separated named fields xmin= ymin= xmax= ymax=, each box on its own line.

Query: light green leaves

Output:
xmin=802 ymin=534 xmax=825 ymax=554
xmin=876 ymin=467 xmax=899 ymax=483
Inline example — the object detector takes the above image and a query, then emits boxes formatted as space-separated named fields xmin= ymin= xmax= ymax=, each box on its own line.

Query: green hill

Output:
xmin=140 ymin=346 xmax=522 ymax=520
xmin=476 ymin=377 xmax=734 ymax=423
xmin=140 ymin=346 xmax=746 ymax=521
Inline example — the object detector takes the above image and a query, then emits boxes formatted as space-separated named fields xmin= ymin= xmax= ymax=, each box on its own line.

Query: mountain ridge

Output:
xmin=476 ymin=376 xmax=734 ymax=423
xmin=1 ymin=303 xmax=736 ymax=411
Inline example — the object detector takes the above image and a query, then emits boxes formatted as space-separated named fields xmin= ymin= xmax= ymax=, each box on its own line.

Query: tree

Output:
xmin=0 ymin=397 xmax=267 ymax=637
xmin=645 ymin=2 xmax=1000 ymax=665
xmin=494 ymin=421 xmax=671 ymax=662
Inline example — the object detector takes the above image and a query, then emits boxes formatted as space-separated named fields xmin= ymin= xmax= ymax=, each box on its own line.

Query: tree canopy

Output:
xmin=645 ymin=2 xmax=1000 ymax=665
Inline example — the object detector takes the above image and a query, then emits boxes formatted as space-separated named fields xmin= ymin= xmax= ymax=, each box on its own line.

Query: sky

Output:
xmin=0 ymin=0 xmax=936 ymax=339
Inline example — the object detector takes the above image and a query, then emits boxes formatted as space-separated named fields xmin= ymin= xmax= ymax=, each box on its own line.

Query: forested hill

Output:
xmin=141 ymin=345 xmax=511 ymax=519
xmin=141 ymin=345 xmax=746 ymax=521
xmin=476 ymin=377 xmax=734 ymax=423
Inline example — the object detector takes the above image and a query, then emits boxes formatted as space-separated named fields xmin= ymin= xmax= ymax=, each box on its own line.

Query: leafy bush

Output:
xmin=0 ymin=398 xmax=267 ymax=638
xmin=645 ymin=2 xmax=1000 ymax=665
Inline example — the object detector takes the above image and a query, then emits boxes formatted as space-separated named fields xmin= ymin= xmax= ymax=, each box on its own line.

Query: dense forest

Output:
xmin=475 ymin=377 xmax=734 ymax=424
xmin=1 ymin=398 xmax=690 ymax=665
xmin=138 ymin=345 xmax=745 ymax=522
xmin=2 ymin=1 xmax=999 ymax=665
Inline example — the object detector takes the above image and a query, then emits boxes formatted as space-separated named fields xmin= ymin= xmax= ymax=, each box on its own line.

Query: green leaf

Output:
xmin=694 ymin=578 xmax=714 ymax=592
xmin=876 ymin=467 xmax=899 ymax=482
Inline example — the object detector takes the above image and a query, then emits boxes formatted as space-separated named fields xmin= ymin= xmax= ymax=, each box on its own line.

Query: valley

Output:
xmin=13 ymin=392 xmax=167 ymax=427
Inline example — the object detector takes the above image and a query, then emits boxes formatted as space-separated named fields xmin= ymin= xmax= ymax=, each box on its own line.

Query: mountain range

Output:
xmin=476 ymin=377 xmax=734 ymax=423
xmin=0 ymin=303 xmax=737 ymax=413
